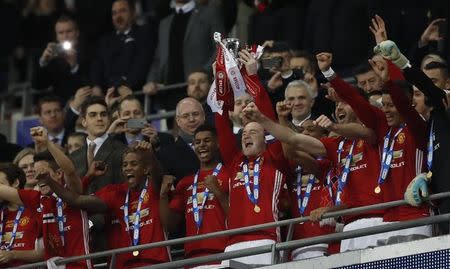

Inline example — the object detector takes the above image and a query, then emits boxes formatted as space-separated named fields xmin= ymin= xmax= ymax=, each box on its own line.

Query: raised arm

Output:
xmin=37 ymin=172 xmax=108 ymax=213
xmin=31 ymin=127 xmax=83 ymax=194
xmin=0 ymin=185 xmax=23 ymax=206
xmin=159 ymin=175 xmax=182 ymax=233
xmin=215 ymin=110 xmax=240 ymax=165
xmin=243 ymin=102 xmax=327 ymax=157
xmin=314 ymin=115 xmax=377 ymax=145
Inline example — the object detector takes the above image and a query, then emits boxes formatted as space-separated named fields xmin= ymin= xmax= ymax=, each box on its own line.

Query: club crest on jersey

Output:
xmin=397 ymin=133 xmax=405 ymax=144
xmin=20 ymin=216 xmax=30 ymax=227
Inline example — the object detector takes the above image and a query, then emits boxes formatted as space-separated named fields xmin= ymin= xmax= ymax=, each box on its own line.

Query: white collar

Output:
xmin=48 ymin=129 xmax=65 ymax=145
xmin=175 ymin=0 xmax=195 ymax=14
xmin=86 ymin=133 xmax=109 ymax=156
xmin=292 ymin=114 xmax=312 ymax=127
xmin=233 ymin=126 xmax=242 ymax=135
xmin=116 ymin=28 xmax=131 ymax=35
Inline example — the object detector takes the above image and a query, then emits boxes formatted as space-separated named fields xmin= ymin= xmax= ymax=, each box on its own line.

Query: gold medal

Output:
xmin=133 ymin=250 xmax=139 ymax=257
xmin=374 ymin=186 xmax=381 ymax=194
xmin=427 ymin=171 xmax=432 ymax=179
xmin=254 ymin=205 xmax=261 ymax=213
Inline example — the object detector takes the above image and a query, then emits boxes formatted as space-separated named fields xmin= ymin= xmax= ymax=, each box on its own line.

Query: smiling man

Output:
xmin=70 ymin=96 xmax=126 ymax=255
xmin=284 ymin=80 xmax=315 ymax=128
xmin=38 ymin=142 xmax=169 ymax=268
xmin=159 ymin=124 xmax=229 ymax=266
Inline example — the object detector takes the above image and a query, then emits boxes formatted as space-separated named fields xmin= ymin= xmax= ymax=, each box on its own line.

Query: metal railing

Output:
xmin=16 ymin=191 xmax=450 ymax=269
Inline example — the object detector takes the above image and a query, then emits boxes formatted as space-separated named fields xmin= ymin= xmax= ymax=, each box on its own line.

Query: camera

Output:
xmin=53 ymin=41 xmax=72 ymax=55
xmin=126 ymin=118 xmax=147 ymax=129
xmin=281 ymin=68 xmax=305 ymax=84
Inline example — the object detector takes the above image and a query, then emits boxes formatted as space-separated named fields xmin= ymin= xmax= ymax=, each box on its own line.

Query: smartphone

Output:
xmin=126 ymin=118 xmax=147 ymax=129
xmin=95 ymin=161 xmax=106 ymax=171
xmin=261 ymin=56 xmax=283 ymax=70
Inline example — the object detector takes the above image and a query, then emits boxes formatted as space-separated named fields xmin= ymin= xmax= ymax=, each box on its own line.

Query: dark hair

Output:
xmin=265 ymin=41 xmax=291 ymax=53
xmin=67 ymin=132 xmax=87 ymax=140
xmin=37 ymin=95 xmax=64 ymax=115
xmin=118 ymin=95 xmax=143 ymax=115
xmin=290 ymin=50 xmax=317 ymax=72
xmin=80 ymin=97 xmax=109 ymax=117
xmin=188 ymin=69 xmax=212 ymax=83
xmin=34 ymin=151 xmax=59 ymax=171
xmin=355 ymin=87 xmax=369 ymax=101
xmin=424 ymin=61 xmax=449 ymax=78
xmin=0 ymin=163 xmax=26 ymax=189
xmin=352 ymin=62 xmax=374 ymax=78
xmin=382 ymin=80 xmax=413 ymax=102
xmin=194 ymin=124 xmax=217 ymax=137
xmin=113 ymin=0 xmax=136 ymax=12
xmin=56 ymin=14 xmax=78 ymax=28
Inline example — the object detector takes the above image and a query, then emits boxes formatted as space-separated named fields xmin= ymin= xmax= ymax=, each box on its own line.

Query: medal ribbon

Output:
xmin=427 ymin=121 xmax=434 ymax=175
xmin=124 ymin=178 xmax=149 ymax=247
xmin=56 ymin=198 xmax=65 ymax=246
xmin=0 ymin=206 xmax=25 ymax=250
xmin=295 ymin=166 xmax=316 ymax=216
xmin=192 ymin=163 xmax=223 ymax=230
xmin=377 ymin=126 xmax=404 ymax=186
xmin=243 ymin=157 xmax=261 ymax=206
xmin=335 ymin=139 xmax=356 ymax=205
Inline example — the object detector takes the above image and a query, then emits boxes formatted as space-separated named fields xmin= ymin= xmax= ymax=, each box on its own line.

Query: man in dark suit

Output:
xmin=70 ymin=96 xmax=126 ymax=255
xmin=33 ymin=14 xmax=90 ymax=103
xmin=90 ymin=0 xmax=156 ymax=93
xmin=143 ymin=0 xmax=225 ymax=112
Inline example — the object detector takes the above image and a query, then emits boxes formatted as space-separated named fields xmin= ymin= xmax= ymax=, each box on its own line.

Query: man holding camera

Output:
xmin=33 ymin=14 xmax=89 ymax=103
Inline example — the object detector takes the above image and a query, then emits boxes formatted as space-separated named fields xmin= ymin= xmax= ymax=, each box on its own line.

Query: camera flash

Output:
xmin=62 ymin=41 xmax=72 ymax=50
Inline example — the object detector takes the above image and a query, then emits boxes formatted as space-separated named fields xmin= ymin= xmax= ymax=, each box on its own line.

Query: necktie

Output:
xmin=87 ymin=142 xmax=96 ymax=167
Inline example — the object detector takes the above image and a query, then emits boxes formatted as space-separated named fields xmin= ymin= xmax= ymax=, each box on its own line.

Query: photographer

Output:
xmin=33 ymin=14 xmax=90 ymax=103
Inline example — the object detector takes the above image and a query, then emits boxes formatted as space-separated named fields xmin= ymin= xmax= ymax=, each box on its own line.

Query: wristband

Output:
xmin=321 ymin=67 xmax=335 ymax=79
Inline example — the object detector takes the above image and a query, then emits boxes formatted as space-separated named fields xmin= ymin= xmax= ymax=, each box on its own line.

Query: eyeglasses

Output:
xmin=177 ymin=111 xmax=202 ymax=120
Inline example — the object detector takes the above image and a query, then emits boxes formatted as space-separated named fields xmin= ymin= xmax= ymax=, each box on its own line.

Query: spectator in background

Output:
xmin=91 ymin=0 xmax=156 ymax=94
xmin=284 ymin=80 xmax=316 ymax=128
xmin=13 ymin=148 xmax=36 ymax=190
xmin=32 ymin=95 xmax=76 ymax=149
xmin=108 ymin=95 xmax=174 ymax=148
xmin=423 ymin=61 xmax=450 ymax=90
xmin=186 ymin=70 xmax=214 ymax=126
xmin=156 ymin=97 xmax=204 ymax=182
xmin=353 ymin=62 xmax=384 ymax=93
xmin=33 ymin=14 xmax=90 ymax=103
xmin=70 ymin=96 xmax=126 ymax=256
xmin=66 ymin=132 xmax=86 ymax=154
xmin=420 ymin=53 xmax=446 ymax=70
xmin=0 ymin=0 xmax=20 ymax=92
xmin=143 ymin=0 xmax=224 ymax=114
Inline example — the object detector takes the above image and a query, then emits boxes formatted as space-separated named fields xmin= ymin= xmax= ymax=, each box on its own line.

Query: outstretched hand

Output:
xmin=369 ymin=14 xmax=388 ymax=44
xmin=420 ymin=18 xmax=446 ymax=45
xmin=86 ymin=161 xmax=107 ymax=178
xmin=276 ymin=101 xmax=292 ymax=119
xmin=30 ymin=126 xmax=48 ymax=146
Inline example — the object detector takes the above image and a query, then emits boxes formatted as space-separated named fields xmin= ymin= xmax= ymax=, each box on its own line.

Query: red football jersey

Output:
xmin=18 ymin=190 xmax=91 ymax=269
xmin=95 ymin=182 xmax=170 ymax=269
xmin=288 ymin=159 xmax=335 ymax=240
xmin=226 ymin=149 xmax=287 ymax=245
xmin=321 ymin=137 xmax=384 ymax=223
xmin=0 ymin=207 xmax=41 ymax=268
xmin=170 ymin=167 xmax=230 ymax=258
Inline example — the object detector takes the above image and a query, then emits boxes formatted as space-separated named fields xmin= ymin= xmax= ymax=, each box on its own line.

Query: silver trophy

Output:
xmin=222 ymin=38 xmax=242 ymax=59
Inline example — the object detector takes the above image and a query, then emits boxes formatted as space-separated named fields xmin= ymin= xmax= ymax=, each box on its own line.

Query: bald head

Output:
xmin=175 ymin=97 xmax=205 ymax=135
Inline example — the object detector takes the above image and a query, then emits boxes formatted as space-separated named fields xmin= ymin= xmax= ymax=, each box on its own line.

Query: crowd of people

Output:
xmin=0 ymin=0 xmax=450 ymax=268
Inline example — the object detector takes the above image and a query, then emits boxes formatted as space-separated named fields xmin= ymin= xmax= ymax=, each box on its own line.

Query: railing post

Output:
xmin=271 ymin=242 xmax=278 ymax=264
xmin=282 ymin=222 xmax=295 ymax=262
xmin=108 ymin=253 xmax=116 ymax=269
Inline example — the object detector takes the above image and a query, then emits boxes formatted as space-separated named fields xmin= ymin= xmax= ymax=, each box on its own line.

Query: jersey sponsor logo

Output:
xmin=2 ymin=231 xmax=24 ymax=241
xmin=390 ymin=161 xmax=405 ymax=169
xmin=125 ymin=219 xmax=153 ymax=231
xmin=340 ymin=152 xmax=364 ymax=167
xmin=187 ymin=192 xmax=215 ymax=205
xmin=125 ymin=208 xmax=150 ymax=223
xmin=234 ymin=170 xmax=255 ymax=181
xmin=393 ymin=149 xmax=403 ymax=159
xmin=187 ymin=204 xmax=216 ymax=213
xmin=349 ymin=163 xmax=367 ymax=172
xmin=397 ymin=133 xmax=405 ymax=144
